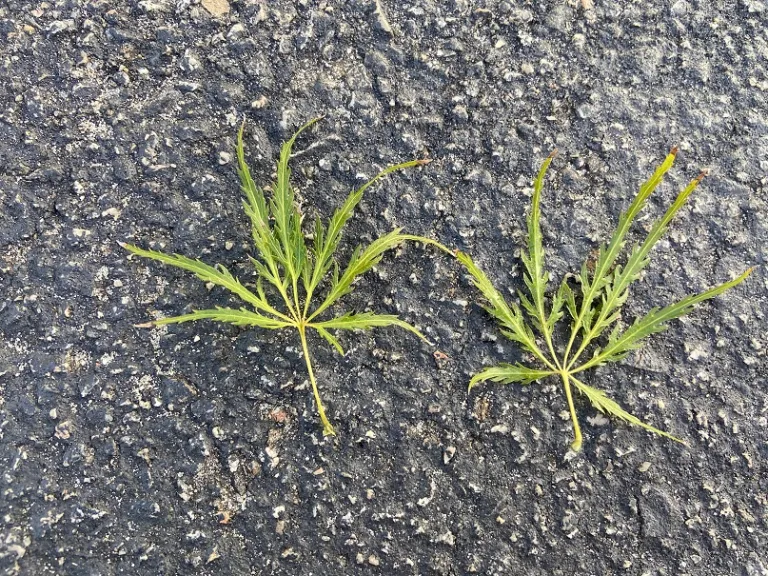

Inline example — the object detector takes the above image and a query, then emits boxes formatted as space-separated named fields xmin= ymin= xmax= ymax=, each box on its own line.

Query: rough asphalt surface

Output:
xmin=1 ymin=1 xmax=766 ymax=575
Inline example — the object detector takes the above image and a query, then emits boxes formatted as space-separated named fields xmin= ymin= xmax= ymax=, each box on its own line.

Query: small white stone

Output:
xmin=101 ymin=207 xmax=121 ymax=219
xmin=250 ymin=96 xmax=269 ymax=109
xmin=228 ymin=23 xmax=245 ymax=37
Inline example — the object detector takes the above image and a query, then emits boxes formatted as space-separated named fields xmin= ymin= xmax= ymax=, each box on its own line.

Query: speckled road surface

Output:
xmin=0 ymin=1 xmax=766 ymax=575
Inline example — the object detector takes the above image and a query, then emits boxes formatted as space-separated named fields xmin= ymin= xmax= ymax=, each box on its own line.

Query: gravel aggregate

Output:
xmin=0 ymin=1 xmax=766 ymax=575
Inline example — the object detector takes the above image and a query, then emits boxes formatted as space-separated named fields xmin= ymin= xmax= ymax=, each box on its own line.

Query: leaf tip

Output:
xmin=304 ymin=116 xmax=325 ymax=131
xmin=416 ymin=158 xmax=432 ymax=166
xmin=694 ymin=169 xmax=708 ymax=184
xmin=547 ymin=148 xmax=558 ymax=159
xmin=467 ymin=375 xmax=483 ymax=393
xmin=133 ymin=321 xmax=156 ymax=329
xmin=741 ymin=266 xmax=757 ymax=280
xmin=669 ymin=145 xmax=679 ymax=156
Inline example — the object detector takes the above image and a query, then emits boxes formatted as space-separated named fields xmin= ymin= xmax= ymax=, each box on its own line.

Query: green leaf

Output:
xmin=291 ymin=206 xmax=309 ymax=287
xmin=152 ymin=307 xmax=294 ymax=329
xmin=579 ymin=267 xmax=753 ymax=371
xmin=272 ymin=117 xmax=321 ymax=286
xmin=308 ymin=229 xmax=409 ymax=320
xmin=124 ymin=120 xmax=445 ymax=437
xmin=520 ymin=150 xmax=556 ymax=337
xmin=454 ymin=250 xmax=553 ymax=369
xmin=559 ymin=277 xmax=578 ymax=324
xmin=547 ymin=277 xmax=568 ymax=334
xmin=248 ymin=256 xmax=286 ymax=292
xmin=314 ymin=325 xmax=345 ymax=355
xmin=565 ymin=148 xmax=679 ymax=357
xmin=309 ymin=190 xmax=358 ymax=292
xmin=121 ymin=243 xmax=291 ymax=322
xmin=306 ymin=160 xmax=431 ymax=300
xmin=590 ymin=148 xmax=679 ymax=291
xmin=570 ymin=376 xmax=685 ymax=444
xmin=453 ymin=148 xmax=751 ymax=451
xmin=237 ymin=123 xmax=280 ymax=264
xmin=574 ymin=172 xmax=708 ymax=363
xmin=311 ymin=311 xmax=427 ymax=342
xmin=397 ymin=234 xmax=455 ymax=255
xmin=469 ymin=363 xmax=555 ymax=391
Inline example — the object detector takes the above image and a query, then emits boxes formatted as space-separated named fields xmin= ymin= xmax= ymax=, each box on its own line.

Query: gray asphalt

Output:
xmin=0 ymin=1 xmax=766 ymax=575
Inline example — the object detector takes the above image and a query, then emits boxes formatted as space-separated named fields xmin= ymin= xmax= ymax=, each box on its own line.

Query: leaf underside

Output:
xmin=461 ymin=148 xmax=752 ymax=450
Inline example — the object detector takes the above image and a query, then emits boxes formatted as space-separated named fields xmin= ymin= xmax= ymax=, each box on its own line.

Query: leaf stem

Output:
xmin=568 ymin=361 xmax=595 ymax=375
xmin=562 ymin=311 xmax=585 ymax=371
xmin=302 ymin=280 xmax=314 ymax=319
xmin=564 ymin=333 xmax=594 ymax=372
xmin=535 ymin=296 xmax=560 ymax=370
xmin=560 ymin=371 xmax=583 ymax=451
xmin=291 ymin=277 xmax=302 ymax=322
xmin=526 ymin=150 xmax=561 ymax=370
xmin=277 ymin=279 xmax=299 ymax=320
xmin=298 ymin=324 xmax=335 ymax=436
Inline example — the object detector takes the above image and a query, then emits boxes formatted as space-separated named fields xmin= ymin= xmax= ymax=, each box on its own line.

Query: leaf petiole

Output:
xmin=298 ymin=324 xmax=335 ymax=436
xmin=560 ymin=371 xmax=583 ymax=452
